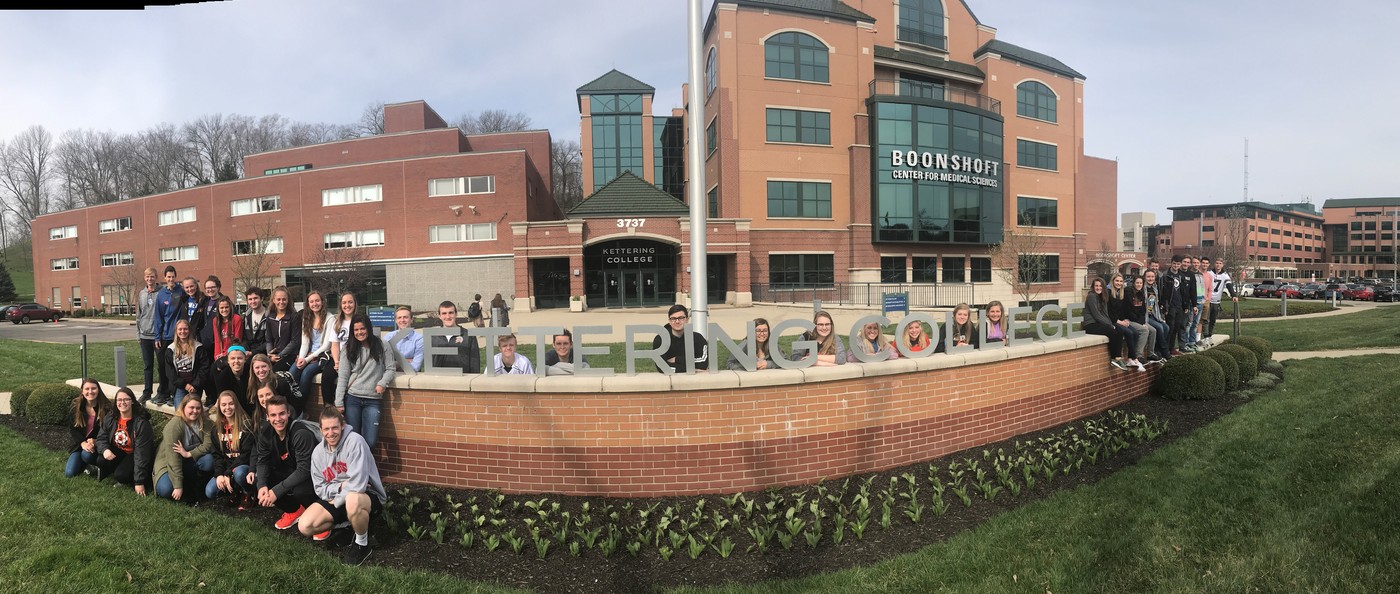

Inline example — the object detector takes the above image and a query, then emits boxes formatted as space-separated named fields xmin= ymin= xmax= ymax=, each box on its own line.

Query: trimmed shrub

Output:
xmin=1231 ymin=335 xmax=1274 ymax=365
xmin=1260 ymin=359 xmax=1285 ymax=380
xmin=25 ymin=384 xmax=81 ymax=425
xmin=1154 ymin=354 xmax=1226 ymax=400
xmin=1199 ymin=349 xmax=1241 ymax=392
xmin=9 ymin=382 xmax=49 ymax=418
xmin=1246 ymin=374 xmax=1278 ymax=390
xmin=1215 ymin=344 xmax=1259 ymax=381
xmin=150 ymin=412 xmax=170 ymax=447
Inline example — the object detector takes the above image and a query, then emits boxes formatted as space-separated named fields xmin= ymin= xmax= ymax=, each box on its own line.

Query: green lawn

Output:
xmin=1232 ymin=296 xmax=1335 ymax=317
xmin=675 ymin=355 xmax=1400 ymax=594
xmin=1239 ymin=305 xmax=1400 ymax=351
xmin=2 ymin=238 xmax=34 ymax=301
xmin=0 ymin=338 xmax=141 ymax=392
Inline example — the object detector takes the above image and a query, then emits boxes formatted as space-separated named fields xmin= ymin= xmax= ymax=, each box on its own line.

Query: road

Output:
xmin=0 ymin=319 xmax=136 ymax=344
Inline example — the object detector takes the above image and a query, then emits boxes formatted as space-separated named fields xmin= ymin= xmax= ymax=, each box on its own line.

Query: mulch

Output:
xmin=0 ymin=373 xmax=1267 ymax=594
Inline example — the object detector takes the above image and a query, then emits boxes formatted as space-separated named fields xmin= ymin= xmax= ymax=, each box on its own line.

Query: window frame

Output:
xmin=159 ymin=245 xmax=199 ymax=263
xmin=767 ymin=253 xmax=835 ymax=288
xmin=157 ymin=206 xmax=197 ymax=226
xmin=231 ymin=237 xmax=285 ymax=256
xmin=763 ymin=31 xmax=830 ymax=83
xmin=98 ymin=216 xmax=133 ymax=234
xmin=766 ymin=180 xmax=833 ymax=219
xmin=765 ymin=107 xmax=831 ymax=146
xmin=323 ymin=229 xmax=386 ymax=250
xmin=428 ymin=176 xmax=496 ymax=197
xmin=50 ymin=257 xmax=79 ymax=271
xmin=99 ymin=252 xmax=135 ymax=268
xmin=230 ymin=195 xmax=282 ymax=217
xmin=1015 ymin=139 xmax=1058 ymax=171
xmin=49 ymin=225 xmax=77 ymax=240
xmin=428 ymin=223 xmax=497 ymax=243
xmin=321 ymin=184 xmax=383 ymax=207
xmin=1015 ymin=80 xmax=1058 ymax=123
xmin=1016 ymin=196 xmax=1059 ymax=228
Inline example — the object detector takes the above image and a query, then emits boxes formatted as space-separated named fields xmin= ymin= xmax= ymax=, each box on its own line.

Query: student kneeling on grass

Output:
xmin=153 ymin=395 xmax=216 ymax=502
xmin=298 ymin=407 xmax=386 ymax=566
xmin=250 ymin=394 xmax=318 ymax=531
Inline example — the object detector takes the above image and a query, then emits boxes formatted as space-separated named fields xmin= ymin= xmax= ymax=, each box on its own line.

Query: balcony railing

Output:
xmin=752 ymin=282 xmax=976 ymax=309
xmin=896 ymin=26 xmax=947 ymax=51
xmin=868 ymin=78 xmax=1001 ymax=114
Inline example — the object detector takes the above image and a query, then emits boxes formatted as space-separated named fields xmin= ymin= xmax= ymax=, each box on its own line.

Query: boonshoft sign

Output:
xmin=395 ymin=303 xmax=1087 ymax=377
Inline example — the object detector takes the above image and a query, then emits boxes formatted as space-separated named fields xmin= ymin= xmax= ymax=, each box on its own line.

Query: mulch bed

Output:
xmin=1 ymin=376 xmax=1269 ymax=594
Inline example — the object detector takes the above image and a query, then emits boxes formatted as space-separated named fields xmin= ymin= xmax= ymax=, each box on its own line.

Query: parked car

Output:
xmin=6 ymin=303 xmax=63 ymax=324
xmin=1343 ymin=284 xmax=1375 ymax=301
xmin=1374 ymin=283 xmax=1398 ymax=302
xmin=1238 ymin=283 xmax=1255 ymax=297
xmin=1253 ymin=281 xmax=1278 ymax=298
xmin=1275 ymin=284 xmax=1302 ymax=299
xmin=1299 ymin=283 xmax=1325 ymax=299
xmin=1322 ymin=283 xmax=1345 ymax=300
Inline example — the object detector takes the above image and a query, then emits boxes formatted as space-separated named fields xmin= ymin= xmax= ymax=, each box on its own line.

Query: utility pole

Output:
xmin=686 ymin=0 xmax=709 ymax=335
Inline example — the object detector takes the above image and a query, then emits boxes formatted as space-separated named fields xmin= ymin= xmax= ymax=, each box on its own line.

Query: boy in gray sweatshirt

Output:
xmin=299 ymin=407 xmax=386 ymax=566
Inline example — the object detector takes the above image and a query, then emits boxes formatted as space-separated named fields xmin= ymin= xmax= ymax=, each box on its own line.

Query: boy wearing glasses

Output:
xmin=544 ymin=329 xmax=591 ymax=375
xmin=652 ymin=304 xmax=709 ymax=373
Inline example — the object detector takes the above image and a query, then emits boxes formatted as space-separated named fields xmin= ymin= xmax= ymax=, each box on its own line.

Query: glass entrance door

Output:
xmin=604 ymin=271 xmax=623 ymax=307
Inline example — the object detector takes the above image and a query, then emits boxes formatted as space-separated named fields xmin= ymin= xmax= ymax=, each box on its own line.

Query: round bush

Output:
xmin=1154 ymin=355 xmax=1226 ymax=400
xmin=1215 ymin=344 xmax=1259 ymax=381
xmin=1231 ymin=335 xmax=1274 ymax=365
xmin=25 ymin=384 xmax=81 ymax=425
xmin=1260 ymin=359 xmax=1285 ymax=380
xmin=9 ymin=382 xmax=48 ymax=418
xmin=1199 ymin=348 xmax=1241 ymax=392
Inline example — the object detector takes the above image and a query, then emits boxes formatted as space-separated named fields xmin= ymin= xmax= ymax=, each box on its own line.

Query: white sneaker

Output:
xmin=1132 ymin=360 xmax=1146 ymax=372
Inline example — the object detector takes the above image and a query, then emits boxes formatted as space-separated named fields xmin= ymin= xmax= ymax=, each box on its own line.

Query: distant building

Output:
xmin=1321 ymin=197 xmax=1400 ymax=280
xmin=1164 ymin=201 xmax=1325 ymax=280
xmin=1118 ymin=212 xmax=1155 ymax=252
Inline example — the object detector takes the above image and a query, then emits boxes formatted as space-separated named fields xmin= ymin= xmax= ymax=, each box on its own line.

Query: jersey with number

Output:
xmin=1210 ymin=271 xmax=1232 ymax=304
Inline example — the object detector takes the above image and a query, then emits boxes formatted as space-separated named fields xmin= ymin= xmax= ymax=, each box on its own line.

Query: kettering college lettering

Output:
xmin=602 ymin=246 xmax=656 ymax=265
xmin=889 ymin=150 xmax=1001 ymax=187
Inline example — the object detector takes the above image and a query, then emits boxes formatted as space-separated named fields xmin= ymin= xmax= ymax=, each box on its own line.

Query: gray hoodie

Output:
xmin=334 ymin=344 xmax=396 ymax=407
xmin=137 ymin=285 xmax=158 ymax=340
xmin=310 ymin=426 xmax=386 ymax=506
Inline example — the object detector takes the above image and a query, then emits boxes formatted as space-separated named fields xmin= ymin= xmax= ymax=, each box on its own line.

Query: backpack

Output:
xmin=467 ymin=301 xmax=481 ymax=320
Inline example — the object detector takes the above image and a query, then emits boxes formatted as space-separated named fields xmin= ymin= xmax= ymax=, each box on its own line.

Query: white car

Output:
xmin=1238 ymin=283 xmax=1255 ymax=297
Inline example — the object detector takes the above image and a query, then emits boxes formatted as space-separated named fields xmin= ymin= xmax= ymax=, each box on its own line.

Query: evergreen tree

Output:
xmin=0 ymin=262 xmax=16 ymax=302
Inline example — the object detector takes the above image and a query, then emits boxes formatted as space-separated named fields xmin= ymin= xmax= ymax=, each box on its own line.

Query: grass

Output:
xmin=1232 ymin=296 xmax=1335 ymax=317
xmin=3 ymin=354 xmax=1395 ymax=592
xmin=673 ymin=355 xmax=1400 ymax=594
xmin=1 ymin=238 xmax=34 ymax=301
xmin=0 ymin=425 xmax=523 ymax=593
xmin=1239 ymin=304 xmax=1400 ymax=351
xmin=0 ymin=338 xmax=141 ymax=392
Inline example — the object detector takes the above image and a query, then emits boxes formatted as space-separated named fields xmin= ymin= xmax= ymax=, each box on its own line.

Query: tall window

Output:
xmin=970 ymin=257 xmax=992 ymax=282
xmin=769 ymin=254 xmax=834 ymax=287
xmin=707 ymin=187 xmax=719 ymax=219
xmin=764 ymin=32 xmax=829 ymax=82
xmin=1016 ymin=197 xmax=1058 ymax=227
xmin=157 ymin=207 xmax=196 ymax=226
xmin=881 ymin=257 xmax=907 ymax=283
xmin=912 ymin=256 xmax=938 ymax=283
xmin=1016 ymin=81 xmax=1057 ymax=122
xmin=705 ymin=47 xmax=718 ymax=96
xmin=1017 ymin=255 xmax=1060 ymax=283
xmin=942 ymin=256 xmax=965 ymax=283
xmin=591 ymin=94 xmax=644 ymax=191
xmin=767 ymin=181 xmax=831 ymax=218
xmin=1016 ymin=139 xmax=1057 ymax=171
xmin=322 ymin=184 xmax=382 ymax=206
xmin=766 ymin=108 xmax=830 ymax=145
xmin=654 ymin=117 xmax=685 ymax=200
xmin=706 ymin=119 xmax=718 ymax=155
xmin=898 ymin=0 xmax=946 ymax=50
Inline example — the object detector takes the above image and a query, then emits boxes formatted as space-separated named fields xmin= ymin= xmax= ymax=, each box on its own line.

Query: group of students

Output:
xmin=64 ymin=378 xmax=384 ymax=565
xmin=653 ymin=302 xmax=1011 ymax=373
xmin=1081 ymin=254 xmax=1236 ymax=370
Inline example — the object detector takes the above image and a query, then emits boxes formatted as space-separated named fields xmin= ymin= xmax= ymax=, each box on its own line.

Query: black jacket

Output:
xmin=211 ymin=418 xmax=256 ymax=478
xmin=1107 ymin=290 xmax=1134 ymax=324
xmin=67 ymin=411 xmax=102 ymax=454
xmin=253 ymin=420 xmax=317 ymax=498
xmin=211 ymin=365 xmax=251 ymax=414
xmin=242 ymin=309 xmax=269 ymax=356
xmin=265 ymin=313 xmax=301 ymax=363
xmin=178 ymin=292 xmax=209 ymax=340
xmin=95 ymin=413 xmax=155 ymax=484
xmin=430 ymin=326 xmax=481 ymax=374
xmin=934 ymin=322 xmax=981 ymax=352
xmin=652 ymin=328 xmax=709 ymax=372
xmin=162 ymin=341 xmax=213 ymax=396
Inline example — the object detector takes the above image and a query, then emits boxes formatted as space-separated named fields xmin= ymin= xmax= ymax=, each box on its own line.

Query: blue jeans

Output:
xmin=1146 ymin=318 xmax=1171 ymax=356
xmin=294 ymin=359 xmax=323 ymax=403
xmin=155 ymin=454 xmax=214 ymax=500
xmin=65 ymin=450 xmax=99 ymax=477
xmin=205 ymin=464 xmax=254 ymax=500
xmin=1187 ymin=298 xmax=1204 ymax=345
xmin=344 ymin=394 xmax=382 ymax=450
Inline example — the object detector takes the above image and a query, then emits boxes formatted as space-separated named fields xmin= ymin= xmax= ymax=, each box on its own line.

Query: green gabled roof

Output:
xmin=567 ymin=171 xmax=692 ymax=218
xmin=1322 ymin=197 xmax=1400 ymax=209
xmin=873 ymin=45 xmax=985 ymax=80
xmin=974 ymin=39 xmax=1084 ymax=80
xmin=577 ymin=69 xmax=655 ymax=96
xmin=732 ymin=0 xmax=872 ymax=23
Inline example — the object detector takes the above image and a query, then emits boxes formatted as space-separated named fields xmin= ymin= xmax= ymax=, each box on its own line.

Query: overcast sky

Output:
xmin=3 ymin=0 xmax=1397 ymax=223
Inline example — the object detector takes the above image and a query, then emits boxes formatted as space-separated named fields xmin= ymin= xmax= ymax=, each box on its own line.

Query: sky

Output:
xmin=3 ymin=0 xmax=1399 ymax=224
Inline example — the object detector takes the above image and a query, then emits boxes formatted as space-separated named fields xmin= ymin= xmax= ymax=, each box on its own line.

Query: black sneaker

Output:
xmin=138 ymin=393 xmax=152 ymax=406
xmin=343 ymin=543 xmax=371 ymax=566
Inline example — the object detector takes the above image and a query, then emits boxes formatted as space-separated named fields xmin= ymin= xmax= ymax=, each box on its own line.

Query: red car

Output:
xmin=1253 ymin=283 xmax=1277 ymax=298
xmin=1274 ymin=284 xmax=1302 ymax=299
xmin=6 ymin=303 xmax=63 ymax=324
xmin=1343 ymin=284 xmax=1375 ymax=301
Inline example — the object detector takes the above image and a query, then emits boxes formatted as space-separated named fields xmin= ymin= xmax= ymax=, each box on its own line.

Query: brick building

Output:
xmin=32 ymin=101 xmax=557 ymax=312
xmin=1164 ymin=201 xmax=1325 ymax=281
xmin=1321 ymin=197 xmax=1400 ymax=280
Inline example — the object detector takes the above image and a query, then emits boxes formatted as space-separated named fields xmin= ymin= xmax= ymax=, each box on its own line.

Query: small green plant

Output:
xmin=406 ymin=522 xmax=426 ymax=541
xmin=713 ymin=536 xmax=736 ymax=558
xmin=459 ymin=530 xmax=475 ymax=549
xmin=484 ymin=533 xmax=501 ymax=552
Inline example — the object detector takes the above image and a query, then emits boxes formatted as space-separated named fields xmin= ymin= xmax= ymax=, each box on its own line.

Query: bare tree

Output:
xmin=229 ymin=220 xmax=285 ymax=297
xmin=456 ymin=109 xmax=533 ymax=135
xmin=103 ymin=261 xmax=145 ymax=315
xmin=1213 ymin=205 xmax=1253 ymax=281
xmin=551 ymin=139 xmax=583 ymax=211
xmin=125 ymin=123 xmax=195 ymax=197
xmin=301 ymin=244 xmax=376 ymax=298
xmin=56 ymin=129 xmax=130 ymax=207
xmin=0 ymin=126 xmax=56 ymax=233
xmin=181 ymin=114 xmax=243 ymax=184
xmin=288 ymin=121 xmax=357 ymax=146
xmin=988 ymin=219 xmax=1053 ymax=307
xmin=356 ymin=101 xmax=385 ymax=137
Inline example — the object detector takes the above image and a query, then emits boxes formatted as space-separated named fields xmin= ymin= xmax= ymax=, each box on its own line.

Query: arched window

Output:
xmin=1016 ymin=81 xmax=1057 ymax=123
xmin=898 ymin=0 xmax=946 ymax=50
xmin=764 ymin=32 xmax=829 ymax=83
xmin=705 ymin=47 xmax=718 ymax=96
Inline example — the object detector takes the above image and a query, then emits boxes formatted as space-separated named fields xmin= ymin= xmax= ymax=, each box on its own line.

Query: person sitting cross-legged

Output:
xmin=297 ymin=407 xmax=386 ymax=566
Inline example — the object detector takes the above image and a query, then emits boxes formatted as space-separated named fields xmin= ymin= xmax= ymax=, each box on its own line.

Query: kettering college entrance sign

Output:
xmin=397 ymin=303 xmax=1088 ymax=377
xmin=889 ymin=150 xmax=1000 ymax=188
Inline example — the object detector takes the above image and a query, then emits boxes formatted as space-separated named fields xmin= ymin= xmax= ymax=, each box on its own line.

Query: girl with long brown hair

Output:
xmin=64 ymin=378 xmax=112 ymax=478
